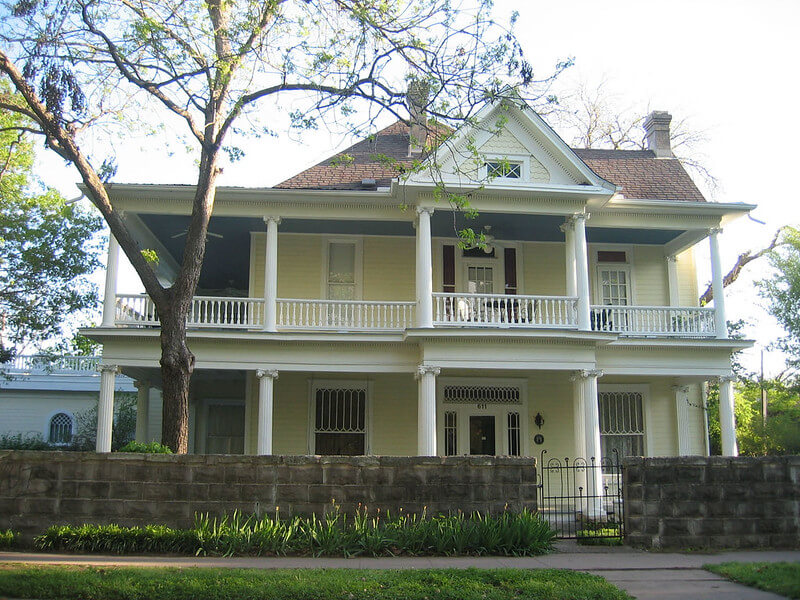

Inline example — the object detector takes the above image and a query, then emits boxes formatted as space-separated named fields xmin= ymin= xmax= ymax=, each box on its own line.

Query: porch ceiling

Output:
xmin=136 ymin=212 xmax=687 ymax=291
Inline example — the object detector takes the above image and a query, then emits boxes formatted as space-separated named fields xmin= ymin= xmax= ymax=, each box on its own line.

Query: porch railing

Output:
xmin=433 ymin=293 xmax=578 ymax=328
xmin=115 ymin=294 xmax=264 ymax=329
xmin=590 ymin=305 xmax=715 ymax=337
xmin=2 ymin=355 xmax=100 ymax=374
xmin=277 ymin=298 xmax=415 ymax=330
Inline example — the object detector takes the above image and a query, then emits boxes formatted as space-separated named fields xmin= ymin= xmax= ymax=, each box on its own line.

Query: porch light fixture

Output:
xmin=534 ymin=412 xmax=544 ymax=429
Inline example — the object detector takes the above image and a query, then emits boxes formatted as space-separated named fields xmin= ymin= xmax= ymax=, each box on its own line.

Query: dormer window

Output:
xmin=486 ymin=160 xmax=522 ymax=179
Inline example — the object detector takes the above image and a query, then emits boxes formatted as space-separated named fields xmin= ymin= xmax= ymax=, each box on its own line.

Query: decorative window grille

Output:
xmin=443 ymin=385 xmax=521 ymax=404
xmin=598 ymin=391 xmax=644 ymax=459
xmin=444 ymin=411 xmax=458 ymax=456
xmin=314 ymin=387 xmax=366 ymax=455
xmin=48 ymin=413 xmax=73 ymax=445
xmin=486 ymin=161 xmax=521 ymax=178
xmin=507 ymin=412 xmax=521 ymax=456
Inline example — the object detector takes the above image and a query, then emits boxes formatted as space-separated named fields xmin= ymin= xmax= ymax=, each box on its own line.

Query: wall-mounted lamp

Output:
xmin=534 ymin=412 xmax=544 ymax=429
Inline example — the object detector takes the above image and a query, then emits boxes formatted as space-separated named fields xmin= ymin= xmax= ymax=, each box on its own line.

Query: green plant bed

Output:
xmin=34 ymin=508 xmax=557 ymax=557
xmin=576 ymin=524 xmax=623 ymax=546
xmin=117 ymin=441 xmax=173 ymax=453
xmin=705 ymin=562 xmax=800 ymax=599
xmin=0 ymin=565 xmax=633 ymax=600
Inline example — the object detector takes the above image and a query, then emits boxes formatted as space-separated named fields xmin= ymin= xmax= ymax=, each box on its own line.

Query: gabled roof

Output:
xmin=277 ymin=121 xmax=707 ymax=203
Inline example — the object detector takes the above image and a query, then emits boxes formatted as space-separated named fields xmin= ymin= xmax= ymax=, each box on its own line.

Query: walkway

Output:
xmin=2 ymin=545 xmax=799 ymax=599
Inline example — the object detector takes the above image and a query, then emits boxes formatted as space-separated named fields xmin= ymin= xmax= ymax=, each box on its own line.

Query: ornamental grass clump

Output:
xmin=0 ymin=529 xmax=16 ymax=549
xmin=33 ymin=504 xmax=555 ymax=557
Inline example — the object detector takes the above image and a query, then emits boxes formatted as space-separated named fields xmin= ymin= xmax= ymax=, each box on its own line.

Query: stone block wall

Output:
xmin=624 ymin=456 xmax=800 ymax=549
xmin=0 ymin=451 xmax=537 ymax=537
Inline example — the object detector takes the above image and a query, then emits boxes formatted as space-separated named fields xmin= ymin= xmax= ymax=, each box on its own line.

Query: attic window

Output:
xmin=486 ymin=161 xmax=521 ymax=179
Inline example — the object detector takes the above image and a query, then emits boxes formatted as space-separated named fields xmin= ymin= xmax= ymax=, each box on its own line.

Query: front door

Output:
xmin=469 ymin=415 xmax=496 ymax=455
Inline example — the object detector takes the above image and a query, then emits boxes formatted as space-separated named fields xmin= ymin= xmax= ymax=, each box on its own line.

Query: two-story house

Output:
xmin=86 ymin=98 xmax=752 ymax=465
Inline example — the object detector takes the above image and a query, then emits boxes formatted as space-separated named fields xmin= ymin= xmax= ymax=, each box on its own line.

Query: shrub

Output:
xmin=117 ymin=441 xmax=173 ymax=454
xmin=34 ymin=506 xmax=556 ymax=557
xmin=0 ymin=432 xmax=54 ymax=450
xmin=0 ymin=530 xmax=15 ymax=549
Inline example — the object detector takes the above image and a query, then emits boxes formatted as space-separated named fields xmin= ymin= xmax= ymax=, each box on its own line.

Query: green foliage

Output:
xmin=0 ymin=529 xmax=16 ymax=549
xmin=759 ymin=226 xmax=800 ymax=367
xmin=70 ymin=393 xmax=137 ymax=451
xmin=34 ymin=507 xmax=555 ymax=558
xmin=117 ymin=441 xmax=173 ymax=454
xmin=0 ymin=432 xmax=54 ymax=450
xmin=0 ymin=565 xmax=630 ymax=600
xmin=706 ymin=562 xmax=800 ymax=599
xmin=0 ymin=100 xmax=102 ymax=358
xmin=576 ymin=525 xmax=623 ymax=546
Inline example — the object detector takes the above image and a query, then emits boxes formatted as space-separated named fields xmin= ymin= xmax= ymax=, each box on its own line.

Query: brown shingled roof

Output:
xmin=276 ymin=121 xmax=706 ymax=202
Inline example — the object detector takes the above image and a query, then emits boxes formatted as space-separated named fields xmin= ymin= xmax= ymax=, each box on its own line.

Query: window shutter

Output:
xmin=504 ymin=247 xmax=517 ymax=295
xmin=442 ymin=244 xmax=455 ymax=293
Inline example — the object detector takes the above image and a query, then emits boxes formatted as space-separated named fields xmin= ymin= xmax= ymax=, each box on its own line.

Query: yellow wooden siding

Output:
xmin=363 ymin=238 xmax=415 ymax=300
xmin=645 ymin=379 xmax=678 ymax=456
xmin=686 ymin=384 xmax=708 ymax=454
xmin=677 ymin=248 xmax=700 ymax=306
xmin=527 ymin=373 xmax=574 ymax=458
xmin=631 ymin=246 xmax=668 ymax=305
xmin=521 ymin=243 xmax=565 ymax=295
xmin=370 ymin=374 xmax=417 ymax=455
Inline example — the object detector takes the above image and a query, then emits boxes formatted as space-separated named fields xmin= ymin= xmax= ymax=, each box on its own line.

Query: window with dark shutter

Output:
xmin=442 ymin=244 xmax=455 ymax=293
xmin=504 ymin=247 xmax=517 ymax=295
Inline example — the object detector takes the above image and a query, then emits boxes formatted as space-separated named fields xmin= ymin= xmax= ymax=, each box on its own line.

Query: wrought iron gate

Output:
xmin=537 ymin=450 xmax=624 ymax=541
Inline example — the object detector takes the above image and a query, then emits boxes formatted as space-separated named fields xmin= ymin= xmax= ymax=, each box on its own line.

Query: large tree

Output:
xmin=0 ymin=0 xmax=551 ymax=451
xmin=759 ymin=226 xmax=800 ymax=368
xmin=0 ymin=100 xmax=101 ymax=361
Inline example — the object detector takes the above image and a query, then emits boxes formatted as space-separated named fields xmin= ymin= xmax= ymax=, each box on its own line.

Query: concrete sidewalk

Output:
xmin=1 ymin=544 xmax=799 ymax=599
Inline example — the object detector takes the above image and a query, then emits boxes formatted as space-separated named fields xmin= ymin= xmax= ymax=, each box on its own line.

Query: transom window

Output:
xmin=48 ymin=412 xmax=73 ymax=445
xmin=598 ymin=391 xmax=644 ymax=459
xmin=313 ymin=385 xmax=367 ymax=455
xmin=486 ymin=160 xmax=522 ymax=179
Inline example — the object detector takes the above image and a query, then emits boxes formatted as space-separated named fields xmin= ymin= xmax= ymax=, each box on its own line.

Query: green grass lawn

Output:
xmin=705 ymin=562 xmax=800 ymax=599
xmin=0 ymin=565 xmax=632 ymax=600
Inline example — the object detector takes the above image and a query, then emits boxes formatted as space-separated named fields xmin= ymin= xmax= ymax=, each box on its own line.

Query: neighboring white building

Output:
xmin=0 ymin=355 xmax=138 ymax=446
xmin=86 ymin=99 xmax=752 ymax=460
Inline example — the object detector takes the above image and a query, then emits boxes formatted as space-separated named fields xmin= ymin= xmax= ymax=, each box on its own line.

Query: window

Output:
xmin=327 ymin=242 xmax=356 ymax=300
xmin=598 ymin=391 xmax=644 ymax=459
xmin=486 ymin=160 xmax=522 ymax=179
xmin=313 ymin=385 xmax=367 ymax=455
xmin=467 ymin=265 xmax=494 ymax=294
xmin=507 ymin=412 xmax=521 ymax=456
xmin=48 ymin=413 xmax=73 ymax=445
xmin=444 ymin=411 xmax=457 ymax=456
xmin=598 ymin=268 xmax=630 ymax=305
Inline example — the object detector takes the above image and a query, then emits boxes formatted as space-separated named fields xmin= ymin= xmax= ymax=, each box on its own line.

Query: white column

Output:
xmin=674 ymin=385 xmax=692 ymax=455
xmin=415 ymin=207 xmax=434 ymax=328
xmin=573 ymin=369 xmax=604 ymax=517
xmin=573 ymin=214 xmax=591 ymax=330
xmin=416 ymin=365 xmax=440 ymax=455
xmin=101 ymin=234 xmax=120 ymax=327
xmin=256 ymin=369 xmax=279 ymax=455
xmin=263 ymin=216 xmax=280 ymax=332
xmin=561 ymin=220 xmax=577 ymax=297
xmin=718 ymin=375 xmax=738 ymax=456
xmin=666 ymin=255 xmax=680 ymax=306
xmin=134 ymin=380 xmax=150 ymax=443
xmin=570 ymin=373 xmax=587 ymax=458
xmin=709 ymin=228 xmax=728 ymax=339
xmin=96 ymin=364 xmax=119 ymax=452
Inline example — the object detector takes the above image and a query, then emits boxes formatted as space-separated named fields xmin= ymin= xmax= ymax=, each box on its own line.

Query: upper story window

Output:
xmin=596 ymin=249 xmax=631 ymax=306
xmin=327 ymin=241 xmax=357 ymax=300
xmin=486 ymin=160 xmax=522 ymax=179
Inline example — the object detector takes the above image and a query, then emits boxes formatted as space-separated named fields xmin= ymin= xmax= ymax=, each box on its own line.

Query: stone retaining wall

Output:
xmin=0 ymin=451 xmax=537 ymax=537
xmin=623 ymin=456 xmax=800 ymax=549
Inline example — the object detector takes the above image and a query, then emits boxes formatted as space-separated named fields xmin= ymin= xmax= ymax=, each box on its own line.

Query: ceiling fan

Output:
xmin=170 ymin=229 xmax=224 ymax=240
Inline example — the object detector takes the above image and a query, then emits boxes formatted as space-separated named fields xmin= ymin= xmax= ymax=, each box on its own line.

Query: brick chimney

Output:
xmin=643 ymin=111 xmax=673 ymax=158
xmin=406 ymin=79 xmax=429 ymax=156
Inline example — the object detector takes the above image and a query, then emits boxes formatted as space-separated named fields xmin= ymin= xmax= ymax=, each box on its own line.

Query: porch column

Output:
xmin=101 ymin=233 xmax=120 ymax=327
xmin=572 ymin=214 xmax=591 ymax=330
xmin=96 ymin=364 xmax=119 ymax=452
xmin=666 ymin=255 xmax=680 ymax=306
xmin=416 ymin=365 xmax=440 ymax=455
xmin=718 ymin=375 xmax=738 ymax=456
xmin=263 ymin=216 xmax=281 ymax=332
xmin=709 ymin=228 xmax=728 ymax=339
xmin=256 ymin=369 xmax=279 ymax=455
xmin=134 ymin=380 xmax=150 ymax=443
xmin=561 ymin=220 xmax=577 ymax=297
xmin=572 ymin=369 xmax=604 ymax=517
xmin=415 ymin=207 xmax=434 ymax=328
xmin=673 ymin=385 xmax=692 ymax=455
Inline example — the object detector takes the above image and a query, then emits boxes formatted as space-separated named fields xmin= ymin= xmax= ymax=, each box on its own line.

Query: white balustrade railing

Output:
xmin=433 ymin=293 xmax=578 ymax=328
xmin=278 ymin=298 xmax=415 ymax=330
xmin=2 ymin=355 xmax=100 ymax=373
xmin=115 ymin=294 xmax=264 ymax=329
xmin=590 ymin=305 xmax=716 ymax=337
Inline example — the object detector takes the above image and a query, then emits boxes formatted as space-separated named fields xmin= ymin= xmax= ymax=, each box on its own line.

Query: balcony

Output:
xmin=113 ymin=294 xmax=715 ymax=338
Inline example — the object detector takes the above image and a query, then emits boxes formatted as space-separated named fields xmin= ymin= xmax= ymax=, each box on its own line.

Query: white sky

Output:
xmin=37 ymin=0 xmax=800 ymax=375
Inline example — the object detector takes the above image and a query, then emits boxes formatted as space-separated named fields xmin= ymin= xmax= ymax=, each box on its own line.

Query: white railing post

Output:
xmin=263 ymin=217 xmax=280 ymax=332
xmin=256 ymin=369 xmax=279 ymax=455
xmin=415 ymin=207 xmax=434 ymax=328
xmin=709 ymin=228 xmax=728 ymax=339
xmin=96 ymin=364 xmax=119 ymax=452
xmin=416 ymin=365 xmax=440 ymax=455
xmin=102 ymin=234 xmax=120 ymax=327
xmin=572 ymin=214 xmax=591 ymax=331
